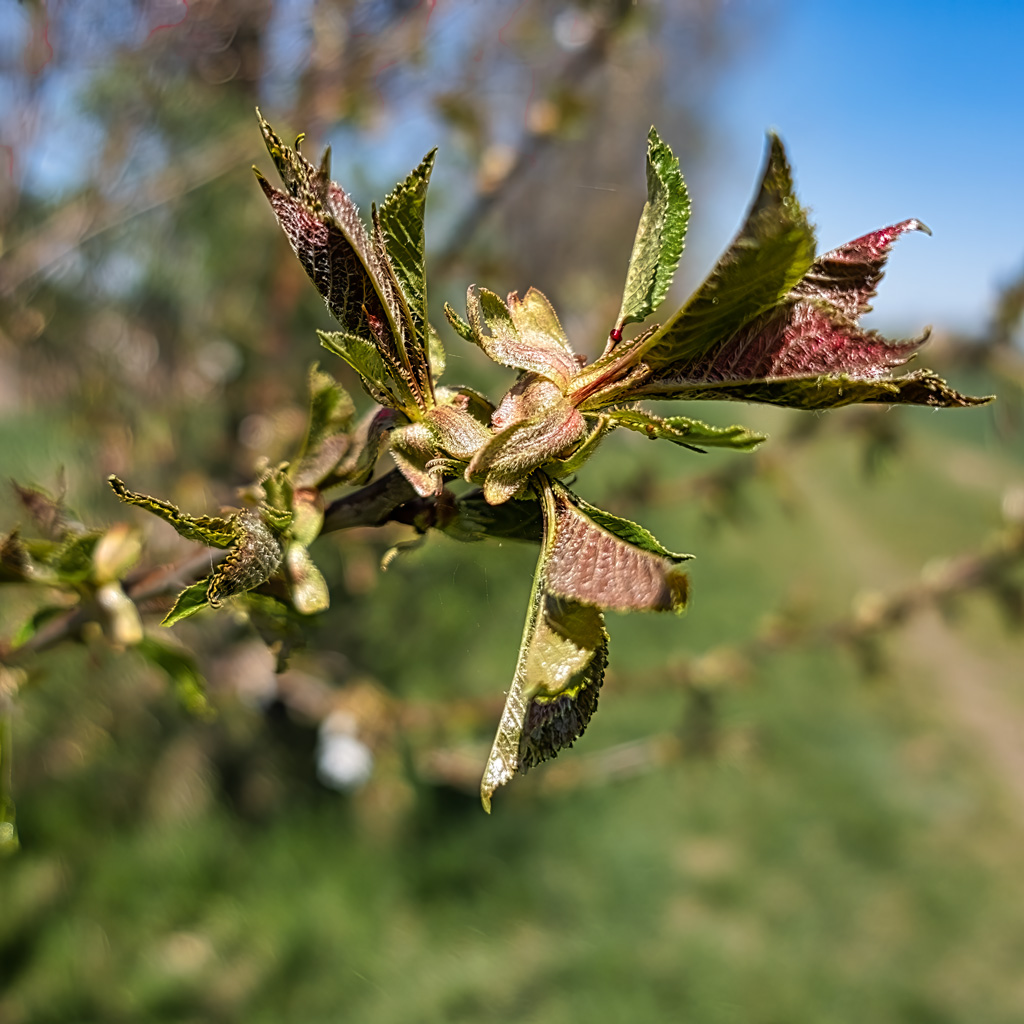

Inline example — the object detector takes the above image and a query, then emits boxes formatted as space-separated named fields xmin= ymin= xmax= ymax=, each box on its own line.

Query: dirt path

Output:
xmin=795 ymin=459 xmax=1024 ymax=816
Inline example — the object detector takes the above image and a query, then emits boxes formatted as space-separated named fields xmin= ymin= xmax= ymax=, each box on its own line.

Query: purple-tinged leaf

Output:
xmin=390 ymin=421 xmax=443 ymax=497
xmin=255 ymin=113 xmax=433 ymax=412
xmin=640 ymin=133 xmax=816 ymax=371
xmin=467 ymin=378 xmax=586 ymax=505
xmin=481 ymin=478 xmax=608 ymax=811
xmin=794 ymin=219 xmax=929 ymax=321
xmin=545 ymin=480 xmax=690 ymax=612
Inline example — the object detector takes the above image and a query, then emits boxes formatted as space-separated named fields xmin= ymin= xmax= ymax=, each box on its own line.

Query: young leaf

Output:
xmin=206 ymin=512 xmax=283 ymax=607
xmin=255 ymin=113 xmax=433 ymax=413
xmin=641 ymin=133 xmax=816 ymax=370
xmin=292 ymin=363 xmax=356 ymax=488
xmin=162 ymin=580 xmax=212 ymax=626
xmin=318 ymin=329 xmax=405 ymax=410
xmin=285 ymin=542 xmax=329 ymax=614
xmin=545 ymin=480 xmax=691 ymax=612
xmin=615 ymin=126 xmax=691 ymax=332
xmin=480 ymin=486 xmax=608 ymax=811
xmin=463 ymin=286 xmax=579 ymax=390
xmin=466 ymin=380 xmax=587 ymax=505
xmin=377 ymin=149 xmax=437 ymax=343
xmin=608 ymin=408 xmax=766 ymax=452
xmin=480 ymin=474 xmax=688 ymax=810
xmin=108 ymin=476 xmax=236 ymax=548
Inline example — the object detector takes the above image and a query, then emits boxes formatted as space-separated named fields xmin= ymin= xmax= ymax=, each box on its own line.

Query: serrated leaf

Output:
xmin=641 ymin=133 xmax=816 ymax=369
xmin=609 ymin=408 xmax=766 ymax=452
xmin=637 ymin=369 xmax=994 ymax=410
xmin=207 ymin=512 xmax=283 ymax=606
xmin=256 ymin=112 xmax=433 ymax=413
xmin=108 ymin=476 xmax=235 ymax=548
xmin=546 ymin=479 xmax=690 ymax=611
xmin=162 ymin=580 xmax=211 ymax=626
xmin=378 ymin=149 xmax=436 ymax=343
xmin=464 ymin=286 xmax=579 ymax=390
xmin=480 ymin=489 xmax=607 ymax=811
xmin=616 ymin=126 xmax=691 ymax=330
xmin=318 ymin=329 xmax=405 ymax=410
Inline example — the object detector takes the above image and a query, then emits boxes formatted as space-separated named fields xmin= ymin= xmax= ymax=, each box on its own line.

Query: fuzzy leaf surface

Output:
xmin=609 ymin=408 xmax=766 ymax=452
xmin=377 ymin=150 xmax=436 ymax=341
xmin=545 ymin=480 xmax=690 ymax=612
xmin=256 ymin=113 xmax=432 ymax=411
xmin=637 ymin=369 xmax=993 ymax=410
xmin=616 ymin=127 xmax=690 ymax=330
xmin=641 ymin=133 xmax=816 ymax=370
xmin=480 ymin=485 xmax=607 ymax=811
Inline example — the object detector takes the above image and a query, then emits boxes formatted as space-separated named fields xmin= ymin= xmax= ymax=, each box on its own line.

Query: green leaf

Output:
xmin=480 ymin=498 xmax=607 ymax=811
xmin=635 ymin=369 xmax=994 ymax=410
xmin=463 ymin=286 xmax=579 ymax=390
xmin=137 ymin=638 xmax=212 ymax=718
xmin=615 ymin=126 xmax=691 ymax=330
xmin=608 ymin=408 xmax=766 ymax=452
xmin=317 ymin=329 xmax=405 ymax=410
xmin=377 ymin=149 xmax=436 ymax=344
xmin=641 ymin=133 xmax=816 ymax=369
xmin=443 ymin=301 xmax=475 ymax=343
xmin=162 ymin=580 xmax=212 ymax=626
xmin=255 ymin=112 xmax=434 ymax=413
xmin=108 ymin=476 xmax=235 ymax=548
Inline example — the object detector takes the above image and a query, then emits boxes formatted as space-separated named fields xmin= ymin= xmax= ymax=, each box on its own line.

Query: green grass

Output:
xmin=2 ymin=386 xmax=1024 ymax=1023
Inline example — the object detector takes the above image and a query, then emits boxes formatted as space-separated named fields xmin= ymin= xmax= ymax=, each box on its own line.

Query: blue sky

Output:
xmin=3 ymin=0 xmax=1021 ymax=337
xmin=703 ymin=0 xmax=1024 ymax=335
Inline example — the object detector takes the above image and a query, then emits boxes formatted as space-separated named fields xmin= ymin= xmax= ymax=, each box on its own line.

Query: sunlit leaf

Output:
xmin=608 ymin=408 xmax=766 ymax=452
xmin=377 ymin=149 xmax=436 ymax=344
xmin=641 ymin=133 xmax=816 ymax=369
xmin=108 ymin=476 xmax=235 ymax=548
xmin=638 ymin=368 xmax=993 ymax=410
xmin=255 ymin=112 xmax=433 ymax=412
xmin=546 ymin=480 xmax=690 ymax=612
xmin=615 ymin=126 xmax=690 ymax=331
xmin=480 ymin=488 xmax=607 ymax=811
xmin=162 ymin=580 xmax=211 ymax=626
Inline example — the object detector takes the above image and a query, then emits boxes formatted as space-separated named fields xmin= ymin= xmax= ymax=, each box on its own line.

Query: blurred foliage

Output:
xmin=1 ymin=1 xmax=1024 ymax=1022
